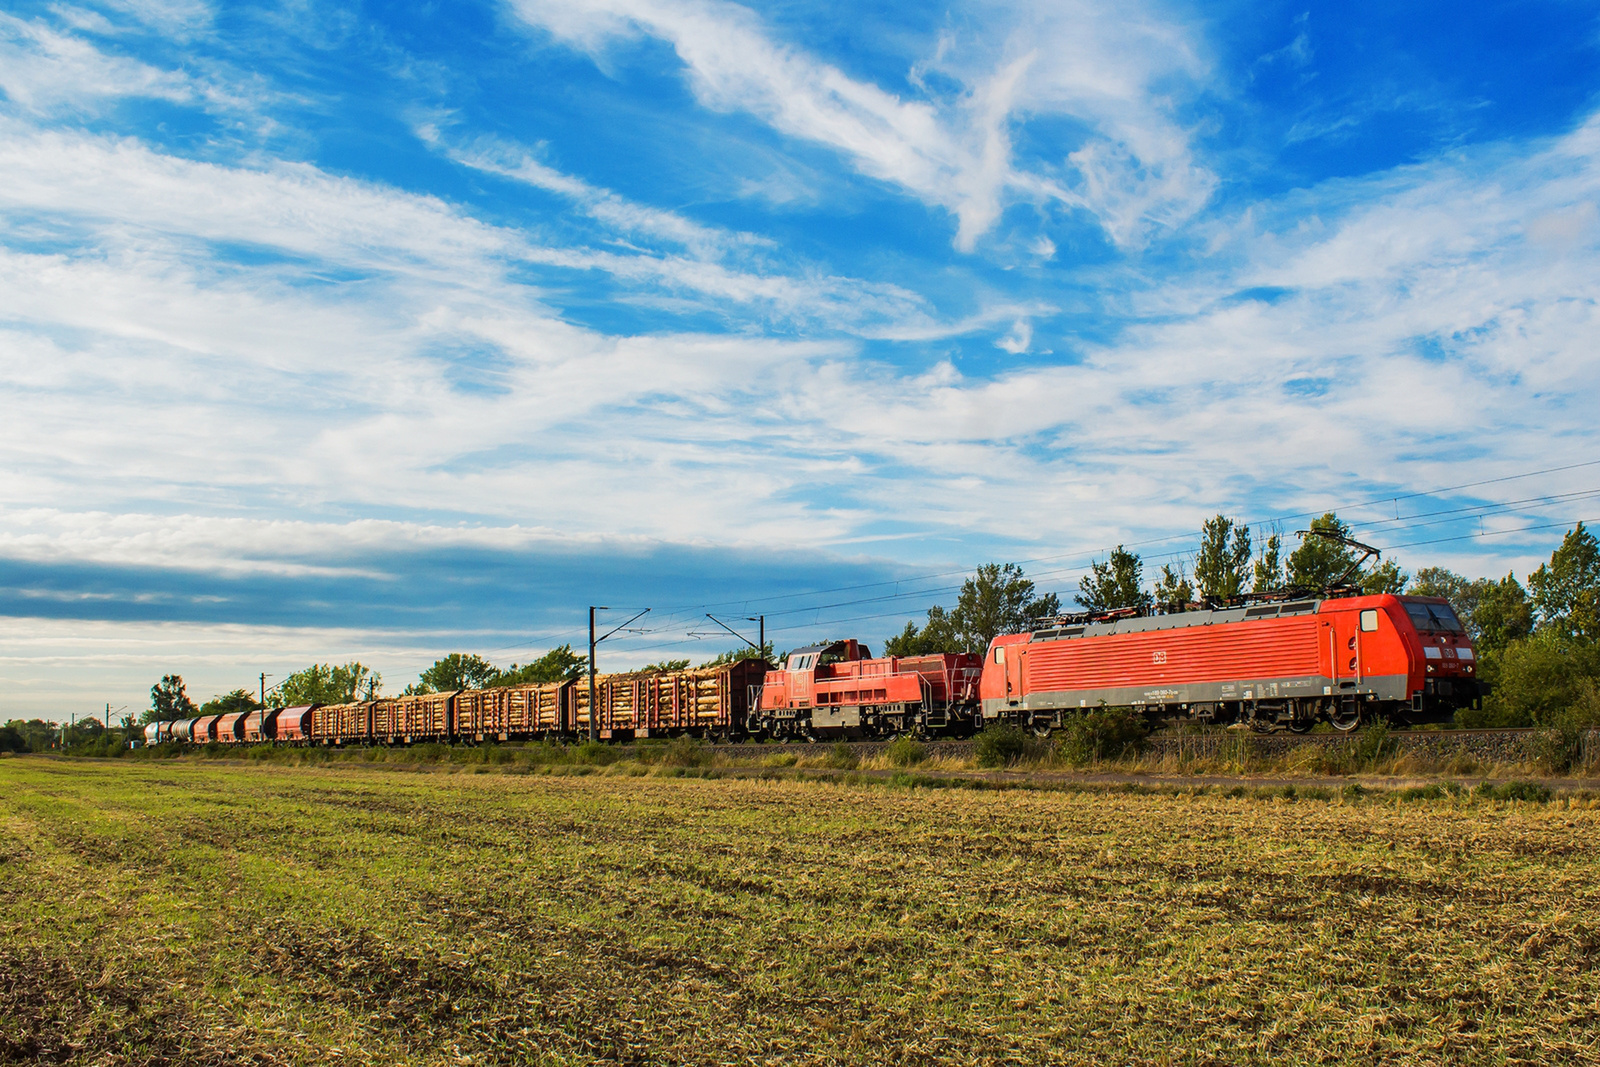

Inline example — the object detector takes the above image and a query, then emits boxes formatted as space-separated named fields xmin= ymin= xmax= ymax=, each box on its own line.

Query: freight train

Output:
xmin=144 ymin=592 xmax=1481 ymax=746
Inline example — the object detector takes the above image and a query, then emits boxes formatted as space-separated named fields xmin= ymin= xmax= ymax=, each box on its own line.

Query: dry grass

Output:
xmin=3 ymin=758 xmax=1599 ymax=1066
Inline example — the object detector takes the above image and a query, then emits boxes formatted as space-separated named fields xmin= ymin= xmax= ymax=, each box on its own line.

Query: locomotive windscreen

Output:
xmin=1404 ymin=601 xmax=1465 ymax=633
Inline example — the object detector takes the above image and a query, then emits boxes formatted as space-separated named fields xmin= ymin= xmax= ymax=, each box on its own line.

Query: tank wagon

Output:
xmin=273 ymin=706 xmax=315 ymax=742
xmin=242 ymin=709 xmax=275 ymax=743
xmin=750 ymin=640 xmax=983 ymax=740
xmin=218 ymin=711 xmax=251 ymax=743
xmin=980 ymin=593 xmax=1482 ymax=732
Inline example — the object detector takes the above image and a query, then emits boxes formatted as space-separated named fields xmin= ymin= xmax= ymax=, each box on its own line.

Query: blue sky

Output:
xmin=1 ymin=0 xmax=1598 ymax=718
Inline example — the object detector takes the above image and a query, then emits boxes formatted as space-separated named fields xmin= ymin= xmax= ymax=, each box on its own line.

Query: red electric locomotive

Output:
xmin=750 ymin=639 xmax=983 ymax=739
xmin=980 ymin=593 xmax=1481 ymax=732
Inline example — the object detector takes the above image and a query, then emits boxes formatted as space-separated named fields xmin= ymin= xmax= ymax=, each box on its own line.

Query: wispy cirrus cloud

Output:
xmin=506 ymin=0 xmax=1216 ymax=249
xmin=0 ymin=11 xmax=191 ymax=112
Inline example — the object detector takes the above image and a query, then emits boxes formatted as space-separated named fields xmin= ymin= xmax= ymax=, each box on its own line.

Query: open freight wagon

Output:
xmin=454 ymin=681 xmax=573 ymax=740
xmin=570 ymin=659 xmax=771 ymax=740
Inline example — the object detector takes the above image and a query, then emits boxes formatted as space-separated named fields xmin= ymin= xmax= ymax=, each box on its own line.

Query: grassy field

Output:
xmin=3 ymin=758 xmax=1598 ymax=1066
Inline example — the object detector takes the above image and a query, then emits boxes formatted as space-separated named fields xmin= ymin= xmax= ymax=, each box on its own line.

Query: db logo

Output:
xmin=1151 ymin=650 xmax=1168 ymax=665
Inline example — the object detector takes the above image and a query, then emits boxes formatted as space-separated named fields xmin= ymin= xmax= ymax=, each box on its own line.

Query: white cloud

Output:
xmin=506 ymin=0 xmax=1215 ymax=250
xmin=432 ymin=128 xmax=766 ymax=257
xmin=0 ymin=12 xmax=191 ymax=112
xmin=0 ymin=118 xmax=966 ymax=337
xmin=4 ymin=109 xmax=1598 ymax=565
xmin=995 ymin=319 xmax=1032 ymax=353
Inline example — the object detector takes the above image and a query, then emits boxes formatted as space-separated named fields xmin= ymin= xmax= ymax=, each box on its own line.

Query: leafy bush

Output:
xmin=884 ymin=737 xmax=927 ymax=767
xmin=1462 ymin=635 xmax=1600 ymax=727
xmin=572 ymin=740 xmax=618 ymax=766
xmin=822 ymin=742 xmax=859 ymax=770
xmin=519 ymin=740 xmax=569 ymax=766
xmin=1351 ymin=721 xmax=1398 ymax=767
xmin=1492 ymin=780 xmax=1553 ymax=803
xmin=660 ymin=737 xmax=715 ymax=768
xmin=1531 ymin=680 xmax=1600 ymax=772
xmin=974 ymin=723 xmax=1042 ymax=768
xmin=1055 ymin=708 xmax=1148 ymax=767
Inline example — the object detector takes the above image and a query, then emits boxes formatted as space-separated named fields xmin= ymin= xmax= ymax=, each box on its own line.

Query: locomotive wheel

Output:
xmin=1286 ymin=718 xmax=1313 ymax=734
xmin=1329 ymin=701 xmax=1363 ymax=732
xmin=1030 ymin=720 xmax=1053 ymax=739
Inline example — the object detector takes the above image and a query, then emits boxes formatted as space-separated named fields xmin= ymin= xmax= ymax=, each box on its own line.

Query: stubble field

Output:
xmin=2 ymin=758 xmax=1598 ymax=1066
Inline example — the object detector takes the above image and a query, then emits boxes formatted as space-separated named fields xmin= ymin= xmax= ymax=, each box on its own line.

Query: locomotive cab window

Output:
xmin=1404 ymin=601 xmax=1465 ymax=634
xmin=993 ymin=647 xmax=1006 ymax=665
xmin=1360 ymin=609 xmax=1379 ymax=633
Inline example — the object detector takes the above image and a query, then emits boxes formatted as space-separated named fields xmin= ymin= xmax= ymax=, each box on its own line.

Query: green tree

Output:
xmin=6 ymin=719 xmax=64 ymax=751
xmin=1465 ymin=634 xmax=1600 ymax=728
xmin=1194 ymin=515 xmax=1251 ymax=601
xmin=884 ymin=616 xmax=949 ymax=656
xmin=1474 ymin=573 xmax=1534 ymax=655
xmin=1285 ymin=514 xmax=1361 ymax=590
xmin=143 ymin=674 xmax=197 ymax=723
xmin=1528 ymin=522 xmax=1600 ymax=641
xmin=888 ymin=564 xmax=1060 ymax=655
xmin=1078 ymin=547 xmax=1149 ymax=613
xmin=1152 ymin=563 xmax=1194 ymax=608
xmin=641 ymin=658 xmax=691 ymax=672
xmin=271 ymin=662 xmax=379 ymax=707
xmin=409 ymin=653 xmax=497 ymax=694
xmin=199 ymin=689 xmax=258 ymax=716
xmin=1360 ymin=559 xmax=1409 ymax=595
xmin=1252 ymin=531 xmax=1284 ymax=592
xmin=1284 ymin=513 xmax=1405 ymax=592
xmin=489 ymin=645 xmax=586 ymax=687
xmin=1408 ymin=567 xmax=1477 ymax=615
xmin=947 ymin=563 xmax=1061 ymax=651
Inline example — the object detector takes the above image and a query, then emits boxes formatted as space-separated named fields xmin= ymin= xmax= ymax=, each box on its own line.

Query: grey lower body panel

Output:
xmin=984 ymin=673 xmax=1411 ymax=718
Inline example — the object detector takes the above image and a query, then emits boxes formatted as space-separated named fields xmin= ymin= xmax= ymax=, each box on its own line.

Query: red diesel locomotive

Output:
xmin=750 ymin=640 xmax=983 ymax=740
xmin=979 ymin=593 xmax=1480 ymax=732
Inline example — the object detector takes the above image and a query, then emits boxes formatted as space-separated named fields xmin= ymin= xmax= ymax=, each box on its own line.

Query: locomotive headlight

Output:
xmin=1427 ymin=665 xmax=1435 ymax=673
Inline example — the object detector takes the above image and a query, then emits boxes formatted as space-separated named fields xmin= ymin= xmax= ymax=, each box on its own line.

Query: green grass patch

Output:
xmin=3 ymin=759 xmax=1597 ymax=1065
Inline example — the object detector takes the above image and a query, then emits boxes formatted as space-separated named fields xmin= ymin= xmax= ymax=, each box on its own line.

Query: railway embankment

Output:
xmin=629 ymin=726 xmax=1600 ymax=767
